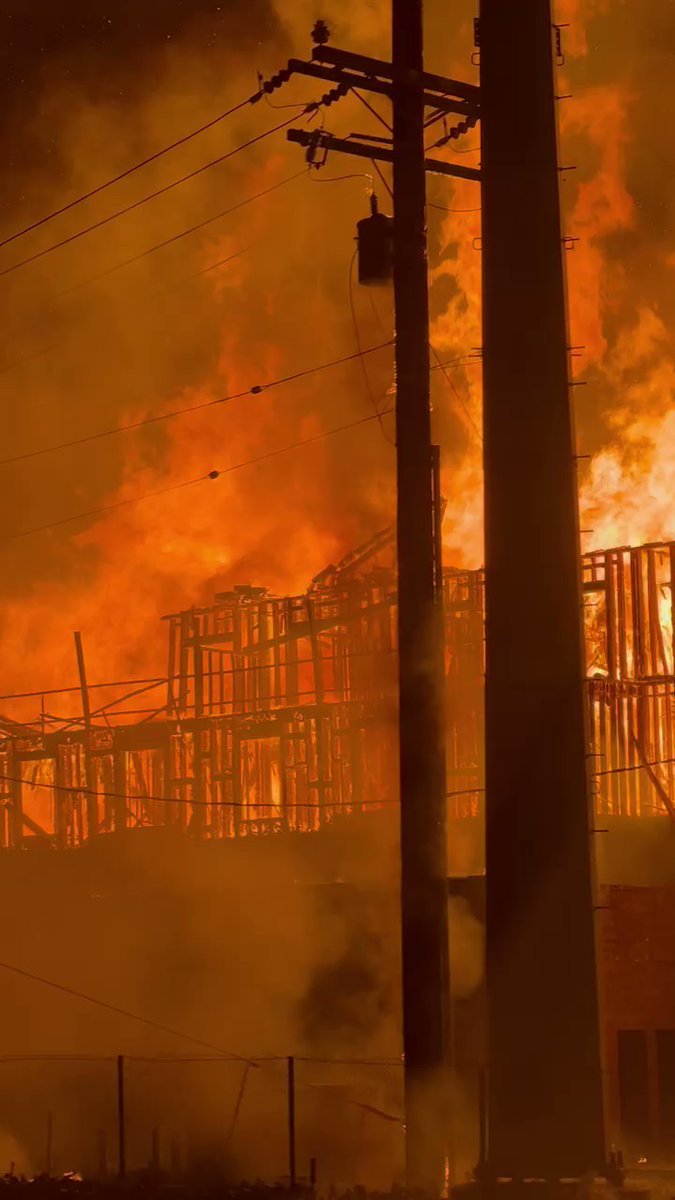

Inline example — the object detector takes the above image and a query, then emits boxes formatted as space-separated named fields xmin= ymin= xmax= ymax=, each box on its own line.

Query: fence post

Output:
xmin=478 ymin=1065 xmax=488 ymax=1174
xmin=151 ymin=1127 xmax=160 ymax=1173
xmin=97 ymin=1130 xmax=107 ymax=1178
xmin=45 ymin=1112 xmax=53 ymax=1176
xmin=117 ymin=1055 xmax=126 ymax=1179
xmin=287 ymin=1056 xmax=296 ymax=1189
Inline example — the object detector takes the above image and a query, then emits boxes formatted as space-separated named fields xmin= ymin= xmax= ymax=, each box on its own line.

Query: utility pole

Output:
xmin=279 ymin=14 xmax=480 ymax=1195
xmin=480 ymin=0 xmax=606 ymax=1180
xmin=392 ymin=2 xmax=450 ymax=1193
xmin=271 ymin=0 xmax=611 ymax=1187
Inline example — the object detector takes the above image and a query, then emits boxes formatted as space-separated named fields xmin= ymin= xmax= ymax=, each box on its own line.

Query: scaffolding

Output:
xmin=0 ymin=535 xmax=672 ymax=848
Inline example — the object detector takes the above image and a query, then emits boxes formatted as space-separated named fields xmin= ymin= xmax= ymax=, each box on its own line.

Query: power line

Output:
xmin=0 ymin=172 xmax=305 ymax=381
xmin=427 ymin=136 xmax=481 ymax=156
xmin=0 ymin=676 xmax=165 ymax=702
xmin=0 ymin=959 xmax=254 ymax=1062
xmin=0 ymin=1052 xmax=399 ymax=1066
xmin=0 ymin=996 xmax=401 ymax=1126
xmin=427 ymin=201 xmax=481 ymax=214
xmin=0 ymin=407 xmax=394 ymax=546
xmin=0 ymin=967 xmax=403 ymax=1123
xmin=369 ymin=158 xmax=393 ymax=200
xmin=0 ymin=770 xmax=466 ymax=812
xmin=57 ymin=170 xmax=307 ymax=300
xmin=348 ymin=88 xmax=391 ymax=133
xmin=0 ymin=93 xmax=259 ymax=255
xmin=0 ymin=646 xmax=401 ymax=705
xmin=4 ymin=764 xmax=672 ymax=814
xmin=309 ymin=172 xmax=373 ymax=186
xmin=0 ymin=340 xmax=392 ymax=470
xmin=348 ymin=252 xmax=395 ymax=446
xmin=595 ymin=757 xmax=675 ymax=779
xmin=0 ymin=112 xmax=309 ymax=282
xmin=442 ymin=144 xmax=481 ymax=155
xmin=430 ymin=343 xmax=482 ymax=443
xmin=0 ymin=474 xmax=211 ymax=546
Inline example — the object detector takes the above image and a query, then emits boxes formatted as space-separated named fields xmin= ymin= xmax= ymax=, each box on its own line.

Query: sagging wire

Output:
xmin=348 ymin=250 xmax=396 ymax=447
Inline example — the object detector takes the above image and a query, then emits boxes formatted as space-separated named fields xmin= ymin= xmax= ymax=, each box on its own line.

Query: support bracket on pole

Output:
xmin=287 ymin=129 xmax=482 ymax=183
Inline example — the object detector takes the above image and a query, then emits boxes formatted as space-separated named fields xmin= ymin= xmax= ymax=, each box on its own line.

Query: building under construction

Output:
xmin=0 ymin=532 xmax=672 ymax=847
xmin=0 ymin=532 xmax=674 ymax=1163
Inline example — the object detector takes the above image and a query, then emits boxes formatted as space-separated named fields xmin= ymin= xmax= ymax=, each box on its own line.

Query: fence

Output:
xmin=0 ymin=1055 xmax=405 ymax=1190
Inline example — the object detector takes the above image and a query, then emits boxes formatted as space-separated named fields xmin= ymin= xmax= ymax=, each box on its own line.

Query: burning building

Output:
xmin=0 ymin=531 xmax=674 ymax=1166
xmin=0 ymin=530 xmax=672 ymax=846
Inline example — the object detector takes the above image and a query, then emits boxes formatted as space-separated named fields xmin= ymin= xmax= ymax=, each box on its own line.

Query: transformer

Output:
xmin=357 ymin=194 xmax=393 ymax=286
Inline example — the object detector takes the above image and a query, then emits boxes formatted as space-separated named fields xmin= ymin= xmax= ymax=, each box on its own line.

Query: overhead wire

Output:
xmin=257 ymin=70 xmax=316 ymax=113
xmin=3 ymin=760 xmax=673 ymax=813
xmin=0 ymin=959 xmax=258 ymax=1062
xmin=355 ymin=154 xmax=478 ymax=212
xmin=0 ymin=676 xmax=166 ymax=702
xmin=225 ymin=1063 xmax=251 ymax=1151
xmin=0 ymin=1053 xmax=399 ymax=1066
xmin=441 ymin=144 xmax=481 ymax=155
xmin=0 ymin=406 xmax=394 ymax=546
xmin=0 ymin=340 xmax=393 ymax=470
xmin=0 ymin=344 xmax=472 ymax=474
xmin=0 ymin=473 xmax=211 ymax=545
xmin=0 ymin=770 xmax=478 ymax=812
xmin=0 ymin=646 xmax=403 ymax=705
xmin=427 ymin=200 xmax=481 ymax=214
xmin=0 ymin=112 xmax=310 ymax=282
xmin=0 ymin=92 xmax=260 ymax=255
xmin=430 ymin=343 xmax=482 ymax=444
xmin=369 ymin=158 xmax=393 ymax=200
xmin=351 ymin=89 xmax=393 ymax=134
xmin=427 ymin=138 xmax=481 ymax=156
xmin=363 ymin=286 xmax=480 ymax=443
xmin=0 ymin=960 xmax=404 ymax=1124
xmin=0 ymin=171 xmax=306 ymax=380
xmin=309 ymin=172 xmax=374 ymax=186
xmin=55 ymin=169 xmax=308 ymax=300
xmin=348 ymin=252 xmax=395 ymax=447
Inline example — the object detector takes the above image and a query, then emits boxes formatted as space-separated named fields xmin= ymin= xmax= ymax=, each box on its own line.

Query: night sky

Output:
xmin=0 ymin=1 xmax=283 ymax=184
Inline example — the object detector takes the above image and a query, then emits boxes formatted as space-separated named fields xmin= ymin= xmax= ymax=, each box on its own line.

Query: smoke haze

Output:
xmin=0 ymin=0 xmax=672 ymax=1184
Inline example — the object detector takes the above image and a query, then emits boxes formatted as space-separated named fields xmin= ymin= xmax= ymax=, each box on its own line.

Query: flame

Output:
xmin=0 ymin=1 xmax=672 ymax=725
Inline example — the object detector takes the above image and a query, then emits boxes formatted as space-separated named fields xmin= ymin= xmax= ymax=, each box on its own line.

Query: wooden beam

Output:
xmin=288 ymin=58 xmax=478 ymax=118
xmin=287 ymin=129 xmax=482 ymax=183
xmin=311 ymin=45 xmax=481 ymax=105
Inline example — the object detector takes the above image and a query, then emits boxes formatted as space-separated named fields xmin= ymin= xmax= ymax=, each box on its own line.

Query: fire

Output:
xmin=0 ymin=0 xmax=672 ymax=738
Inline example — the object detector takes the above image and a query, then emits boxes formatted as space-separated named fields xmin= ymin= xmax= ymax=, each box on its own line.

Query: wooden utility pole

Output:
xmin=392 ymin=3 xmax=450 ymax=1191
xmin=282 ymin=14 xmax=480 ymax=1194
xmin=480 ymin=0 xmax=606 ymax=1179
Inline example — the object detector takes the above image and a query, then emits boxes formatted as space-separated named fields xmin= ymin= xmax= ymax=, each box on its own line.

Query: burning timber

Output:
xmin=0 ymin=532 xmax=673 ymax=849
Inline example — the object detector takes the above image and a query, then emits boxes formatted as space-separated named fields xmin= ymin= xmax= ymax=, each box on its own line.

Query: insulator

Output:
xmin=305 ymin=129 xmax=330 ymax=168
xmin=312 ymin=19 xmax=331 ymax=45
xmin=260 ymin=67 xmax=292 ymax=95
xmin=321 ymin=80 xmax=349 ymax=108
xmin=357 ymin=194 xmax=393 ymax=287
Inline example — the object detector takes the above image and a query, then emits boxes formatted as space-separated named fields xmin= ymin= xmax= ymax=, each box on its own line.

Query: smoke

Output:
xmin=0 ymin=0 xmax=672 ymax=1184
xmin=0 ymin=0 xmax=399 ymax=702
xmin=448 ymin=897 xmax=483 ymax=1000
